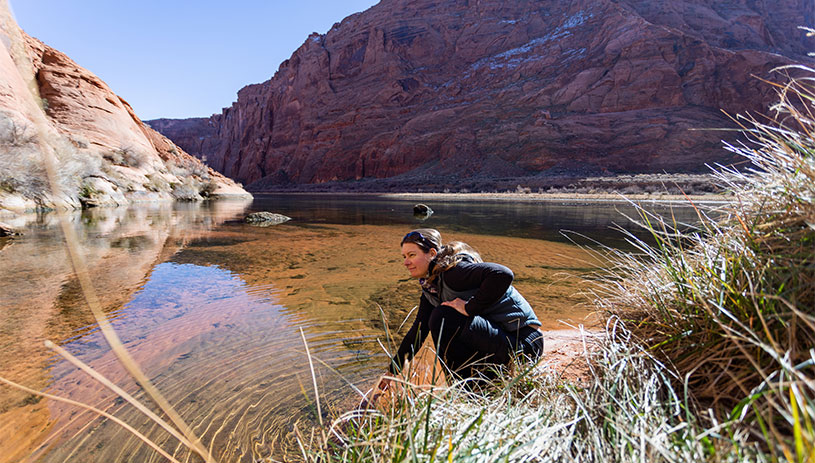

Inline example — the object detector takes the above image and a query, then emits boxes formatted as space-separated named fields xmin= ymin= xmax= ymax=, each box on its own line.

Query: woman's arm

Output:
xmin=389 ymin=294 xmax=434 ymax=373
xmin=442 ymin=261 xmax=514 ymax=316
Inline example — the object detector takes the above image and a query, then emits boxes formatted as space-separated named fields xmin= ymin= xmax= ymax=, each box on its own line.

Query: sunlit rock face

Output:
xmin=0 ymin=8 xmax=250 ymax=214
xmin=151 ymin=0 xmax=814 ymax=190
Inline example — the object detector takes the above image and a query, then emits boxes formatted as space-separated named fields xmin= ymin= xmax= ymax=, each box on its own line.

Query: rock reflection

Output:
xmin=0 ymin=199 xmax=250 ymax=463
xmin=40 ymin=263 xmax=297 ymax=463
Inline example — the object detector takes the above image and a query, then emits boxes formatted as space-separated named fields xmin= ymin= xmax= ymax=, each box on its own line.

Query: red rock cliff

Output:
xmin=152 ymin=0 xmax=815 ymax=190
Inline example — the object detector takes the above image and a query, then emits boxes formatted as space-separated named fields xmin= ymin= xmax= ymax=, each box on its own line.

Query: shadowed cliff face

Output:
xmin=150 ymin=0 xmax=815 ymax=190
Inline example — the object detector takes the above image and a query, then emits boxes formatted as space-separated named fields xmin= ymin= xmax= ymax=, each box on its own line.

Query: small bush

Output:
xmin=515 ymin=184 xmax=532 ymax=194
xmin=199 ymin=180 xmax=218 ymax=198
xmin=104 ymin=145 xmax=145 ymax=168
xmin=0 ymin=116 xmax=36 ymax=147
xmin=78 ymin=183 xmax=97 ymax=200
xmin=170 ymin=179 xmax=203 ymax=201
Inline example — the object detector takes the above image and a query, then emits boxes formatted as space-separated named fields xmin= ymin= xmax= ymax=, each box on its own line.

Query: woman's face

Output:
xmin=401 ymin=242 xmax=437 ymax=278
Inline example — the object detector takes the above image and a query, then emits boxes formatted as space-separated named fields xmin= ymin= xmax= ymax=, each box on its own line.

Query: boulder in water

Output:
xmin=245 ymin=212 xmax=291 ymax=226
xmin=413 ymin=204 xmax=433 ymax=214
xmin=413 ymin=204 xmax=433 ymax=220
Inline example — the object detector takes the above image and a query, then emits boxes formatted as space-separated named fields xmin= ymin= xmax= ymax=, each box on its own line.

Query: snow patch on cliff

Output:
xmin=469 ymin=9 xmax=594 ymax=72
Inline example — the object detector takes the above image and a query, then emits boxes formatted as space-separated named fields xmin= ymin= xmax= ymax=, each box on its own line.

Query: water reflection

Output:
xmin=41 ymin=263 xmax=304 ymax=463
xmin=0 ymin=195 xmax=700 ymax=462
xmin=0 ymin=199 xmax=251 ymax=463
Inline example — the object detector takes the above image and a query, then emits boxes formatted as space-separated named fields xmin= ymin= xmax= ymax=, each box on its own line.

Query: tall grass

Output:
xmin=301 ymin=64 xmax=815 ymax=462
xmin=596 ymin=64 xmax=815 ymax=460
xmin=298 ymin=321 xmax=756 ymax=462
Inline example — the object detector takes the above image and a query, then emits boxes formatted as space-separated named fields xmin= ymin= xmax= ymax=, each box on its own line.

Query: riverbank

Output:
xmin=376 ymin=191 xmax=728 ymax=204
xmin=249 ymin=172 xmax=728 ymax=203
xmin=251 ymin=189 xmax=729 ymax=204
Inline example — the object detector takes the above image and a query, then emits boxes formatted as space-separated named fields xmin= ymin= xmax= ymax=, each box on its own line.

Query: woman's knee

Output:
xmin=428 ymin=305 xmax=466 ymax=339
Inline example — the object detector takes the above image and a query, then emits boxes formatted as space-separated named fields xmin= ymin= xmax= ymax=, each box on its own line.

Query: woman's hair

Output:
xmin=401 ymin=229 xmax=482 ymax=282
xmin=401 ymin=228 xmax=442 ymax=252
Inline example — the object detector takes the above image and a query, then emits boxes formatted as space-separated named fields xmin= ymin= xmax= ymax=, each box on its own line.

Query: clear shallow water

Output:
xmin=0 ymin=195 xmax=701 ymax=462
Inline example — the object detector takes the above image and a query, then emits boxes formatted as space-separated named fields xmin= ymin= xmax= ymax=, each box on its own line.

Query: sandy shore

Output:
xmin=374 ymin=191 xmax=728 ymax=204
xmin=254 ymin=190 xmax=730 ymax=204
xmin=540 ymin=328 xmax=603 ymax=384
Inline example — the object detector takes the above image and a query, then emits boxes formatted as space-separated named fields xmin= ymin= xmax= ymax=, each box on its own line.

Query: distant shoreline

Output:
xmin=251 ymin=190 xmax=730 ymax=204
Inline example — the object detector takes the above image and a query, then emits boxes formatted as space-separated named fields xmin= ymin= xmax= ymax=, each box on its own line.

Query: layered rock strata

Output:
xmin=152 ymin=0 xmax=814 ymax=191
xmin=0 ymin=5 xmax=251 ymax=214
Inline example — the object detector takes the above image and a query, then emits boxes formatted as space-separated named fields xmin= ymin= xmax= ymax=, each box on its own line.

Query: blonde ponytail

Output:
xmin=427 ymin=241 xmax=482 ymax=283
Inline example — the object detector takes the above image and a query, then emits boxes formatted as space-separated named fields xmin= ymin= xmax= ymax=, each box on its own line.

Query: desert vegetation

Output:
xmin=0 ymin=111 xmax=223 ymax=210
xmin=247 ymin=169 xmax=725 ymax=197
xmin=0 ymin=112 xmax=98 ymax=205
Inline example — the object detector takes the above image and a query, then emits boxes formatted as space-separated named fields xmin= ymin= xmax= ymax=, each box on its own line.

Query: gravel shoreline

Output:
xmin=252 ymin=190 xmax=730 ymax=204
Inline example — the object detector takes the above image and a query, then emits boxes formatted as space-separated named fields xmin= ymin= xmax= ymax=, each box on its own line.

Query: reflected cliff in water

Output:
xmin=0 ymin=200 xmax=252 ymax=462
xmin=0 ymin=195 xmax=701 ymax=462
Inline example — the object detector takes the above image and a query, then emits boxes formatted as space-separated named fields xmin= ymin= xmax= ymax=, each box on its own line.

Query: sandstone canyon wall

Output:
xmin=0 ymin=5 xmax=251 ymax=214
xmin=151 ymin=0 xmax=815 ymax=191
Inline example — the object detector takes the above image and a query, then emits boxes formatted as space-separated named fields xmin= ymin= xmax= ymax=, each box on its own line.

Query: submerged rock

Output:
xmin=245 ymin=212 xmax=291 ymax=226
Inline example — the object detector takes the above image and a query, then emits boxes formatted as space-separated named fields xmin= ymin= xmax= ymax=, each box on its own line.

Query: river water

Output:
xmin=0 ymin=194 xmax=702 ymax=462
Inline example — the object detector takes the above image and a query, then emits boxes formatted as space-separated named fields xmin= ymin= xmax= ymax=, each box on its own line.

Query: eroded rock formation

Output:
xmin=152 ymin=0 xmax=814 ymax=191
xmin=0 ymin=6 xmax=251 ymax=214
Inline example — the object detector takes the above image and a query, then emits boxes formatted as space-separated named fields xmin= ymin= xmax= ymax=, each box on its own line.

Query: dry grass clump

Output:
xmin=0 ymin=111 xmax=100 ymax=204
xmin=597 ymin=65 xmax=815 ymax=460
xmin=298 ymin=325 xmax=717 ymax=463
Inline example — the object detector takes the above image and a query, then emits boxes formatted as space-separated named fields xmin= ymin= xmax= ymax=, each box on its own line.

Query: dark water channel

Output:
xmin=0 ymin=194 xmax=705 ymax=462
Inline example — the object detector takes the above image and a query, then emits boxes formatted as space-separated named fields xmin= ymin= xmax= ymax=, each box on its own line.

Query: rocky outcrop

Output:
xmin=0 ymin=221 xmax=20 ymax=236
xmin=151 ymin=0 xmax=814 ymax=191
xmin=0 ymin=5 xmax=251 ymax=214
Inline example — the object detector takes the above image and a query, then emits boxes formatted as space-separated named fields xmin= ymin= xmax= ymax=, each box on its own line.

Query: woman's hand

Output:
xmin=441 ymin=297 xmax=468 ymax=316
xmin=377 ymin=377 xmax=393 ymax=391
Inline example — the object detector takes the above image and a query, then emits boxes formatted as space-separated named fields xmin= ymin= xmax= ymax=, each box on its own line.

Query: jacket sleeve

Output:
xmin=390 ymin=293 xmax=434 ymax=374
xmin=442 ymin=261 xmax=514 ymax=316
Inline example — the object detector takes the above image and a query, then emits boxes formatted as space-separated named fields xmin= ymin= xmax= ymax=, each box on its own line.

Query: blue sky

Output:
xmin=10 ymin=0 xmax=380 ymax=120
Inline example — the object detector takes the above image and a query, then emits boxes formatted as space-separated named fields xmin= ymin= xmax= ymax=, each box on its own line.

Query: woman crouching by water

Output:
xmin=387 ymin=228 xmax=544 ymax=381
